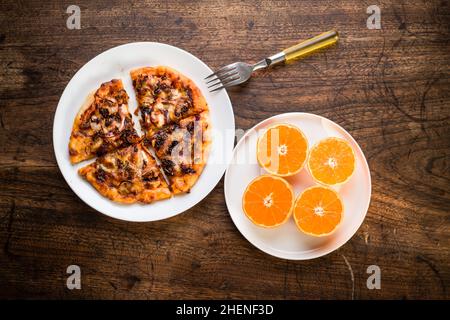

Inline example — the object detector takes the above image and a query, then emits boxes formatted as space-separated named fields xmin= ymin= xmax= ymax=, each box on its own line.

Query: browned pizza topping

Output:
xmin=116 ymin=158 xmax=124 ymax=170
xmin=79 ymin=121 xmax=91 ymax=130
xmin=186 ymin=88 xmax=192 ymax=101
xmin=142 ymin=168 xmax=160 ymax=182
xmin=174 ymin=103 xmax=189 ymax=117
xmin=127 ymin=165 xmax=136 ymax=178
xmin=186 ymin=121 xmax=194 ymax=134
xmin=167 ymin=140 xmax=179 ymax=154
xmin=99 ymin=108 xmax=109 ymax=118
xmin=161 ymin=82 xmax=169 ymax=89
xmin=104 ymin=117 xmax=113 ymax=127
xmin=118 ymin=181 xmax=133 ymax=195
xmin=180 ymin=164 xmax=196 ymax=175
xmin=96 ymin=168 xmax=106 ymax=182
xmin=153 ymin=131 xmax=168 ymax=150
xmin=124 ymin=129 xmax=139 ymax=144
xmin=143 ymin=175 xmax=158 ymax=182
xmin=161 ymin=159 xmax=175 ymax=176
xmin=96 ymin=144 xmax=109 ymax=157
xmin=141 ymin=107 xmax=151 ymax=115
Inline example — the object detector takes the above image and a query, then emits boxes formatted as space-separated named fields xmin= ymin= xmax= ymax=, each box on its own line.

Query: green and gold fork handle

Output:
xmin=255 ymin=30 xmax=339 ymax=70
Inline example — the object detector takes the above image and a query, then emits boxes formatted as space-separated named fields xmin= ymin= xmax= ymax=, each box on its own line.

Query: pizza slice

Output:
xmin=130 ymin=66 xmax=208 ymax=136
xmin=146 ymin=111 xmax=211 ymax=194
xmin=69 ymin=79 xmax=140 ymax=164
xmin=78 ymin=143 xmax=171 ymax=204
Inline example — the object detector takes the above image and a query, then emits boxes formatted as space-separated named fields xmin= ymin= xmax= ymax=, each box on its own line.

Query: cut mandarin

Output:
xmin=257 ymin=123 xmax=308 ymax=176
xmin=293 ymin=186 xmax=343 ymax=236
xmin=308 ymin=137 xmax=355 ymax=185
xmin=242 ymin=175 xmax=294 ymax=228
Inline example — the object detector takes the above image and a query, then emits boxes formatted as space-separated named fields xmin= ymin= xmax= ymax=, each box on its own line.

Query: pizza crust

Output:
xmin=69 ymin=92 xmax=96 ymax=164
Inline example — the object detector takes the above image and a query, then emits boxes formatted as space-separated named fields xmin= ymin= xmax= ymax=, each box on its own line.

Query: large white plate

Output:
xmin=224 ymin=113 xmax=371 ymax=260
xmin=53 ymin=42 xmax=235 ymax=222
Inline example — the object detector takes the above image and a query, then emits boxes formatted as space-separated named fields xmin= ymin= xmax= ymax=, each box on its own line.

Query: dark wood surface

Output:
xmin=0 ymin=0 xmax=449 ymax=299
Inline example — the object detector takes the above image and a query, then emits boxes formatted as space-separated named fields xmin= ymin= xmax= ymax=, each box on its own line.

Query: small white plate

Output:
xmin=224 ymin=112 xmax=371 ymax=260
xmin=53 ymin=42 xmax=235 ymax=222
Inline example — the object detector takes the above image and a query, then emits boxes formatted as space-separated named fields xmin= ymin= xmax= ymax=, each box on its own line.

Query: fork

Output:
xmin=205 ymin=30 xmax=339 ymax=92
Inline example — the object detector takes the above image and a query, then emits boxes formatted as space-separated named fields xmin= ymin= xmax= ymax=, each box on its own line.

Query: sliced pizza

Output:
xmin=146 ymin=111 xmax=211 ymax=194
xmin=78 ymin=143 xmax=171 ymax=204
xmin=69 ymin=79 xmax=140 ymax=164
xmin=130 ymin=66 xmax=208 ymax=136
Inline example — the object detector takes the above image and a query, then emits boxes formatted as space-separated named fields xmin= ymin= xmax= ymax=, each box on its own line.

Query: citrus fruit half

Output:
xmin=308 ymin=137 xmax=355 ymax=185
xmin=242 ymin=175 xmax=294 ymax=228
xmin=257 ymin=123 xmax=308 ymax=176
xmin=293 ymin=185 xmax=343 ymax=236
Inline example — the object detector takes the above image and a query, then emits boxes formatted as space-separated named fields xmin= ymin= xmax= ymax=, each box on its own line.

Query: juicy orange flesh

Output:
xmin=258 ymin=125 xmax=308 ymax=175
xmin=243 ymin=176 xmax=293 ymax=226
xmin=309 ymin=138 xmax=355 ymax=185
xmin=294 ymin=187 xmax=342 ymax=235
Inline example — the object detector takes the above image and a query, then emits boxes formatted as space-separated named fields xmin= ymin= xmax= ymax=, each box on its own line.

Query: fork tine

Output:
xmin=206 ymin=78 xmax=223 ymax=88
xmin=209 ymin=79 xmax=239 ymax=92
xmin=206 ymin=78 xmax=221 ymax=87
xmin=209 ymin=76 xmax=241 ymax=91
xmin=210 ymin=86 xmax=225 ymax=92
xmin=205 ymin=70 xmax=239 ymax=85
xmin=207 ymin=75 xmax=240 ymax=89
xmin=204 ymin=64 xmax=236 ymax=80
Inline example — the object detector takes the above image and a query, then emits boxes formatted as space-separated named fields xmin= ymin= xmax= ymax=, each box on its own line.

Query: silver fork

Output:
xmin=205 ymin=30 xmax=339 ymax=92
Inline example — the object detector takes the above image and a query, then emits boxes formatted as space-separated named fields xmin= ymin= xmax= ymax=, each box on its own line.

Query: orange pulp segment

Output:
xmin=308 ymin=137 xmax=355 ymax=185
xmin=293 ymin=185 xmax=343 ymax=236
xmin=257 ymin=123 xmax=308 ymax=176
xmin=242 ymin=175 xmax=294 ymax=227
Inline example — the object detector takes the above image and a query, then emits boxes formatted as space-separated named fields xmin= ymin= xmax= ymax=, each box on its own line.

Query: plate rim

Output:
xmin=52 ymin=41 xmax=235 ymax=222
xmin=224 ymin=112 xmax=372 ymax=260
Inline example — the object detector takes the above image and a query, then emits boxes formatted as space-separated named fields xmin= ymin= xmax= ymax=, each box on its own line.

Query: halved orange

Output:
xmin=293 ymin=186 xmax=343 ymax=236
xmin=242 ymin=175 xmax=294 ymax=228
xmin=257 ymin=123 xmax=308 ymax=176
xmin=308 ymin=137 xmax=355 ymax=185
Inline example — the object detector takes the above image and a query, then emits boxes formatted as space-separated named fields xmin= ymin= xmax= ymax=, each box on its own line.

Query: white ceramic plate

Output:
xmin=53 ymin=42 xmax=235 ymax=222
xmin=224 ymin=113 xmax=371 ymax=260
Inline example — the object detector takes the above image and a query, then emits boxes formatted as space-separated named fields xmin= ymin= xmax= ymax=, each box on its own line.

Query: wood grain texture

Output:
xmin=0 ymin=0 xmax=449 ymax=299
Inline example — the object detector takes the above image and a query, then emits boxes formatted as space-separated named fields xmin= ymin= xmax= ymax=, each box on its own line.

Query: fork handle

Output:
xmin=265 ymin=30 xmax=339 ymax=66
xmin=283 ymin=30 xmax=339 ymax=61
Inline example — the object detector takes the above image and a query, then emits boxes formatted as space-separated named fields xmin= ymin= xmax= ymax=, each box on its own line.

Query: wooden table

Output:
xmin=0 ymin=0 xmax=448 ymax=299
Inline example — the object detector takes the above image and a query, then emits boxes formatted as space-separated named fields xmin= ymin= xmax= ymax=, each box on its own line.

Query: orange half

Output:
xmin=257 ymin=123 xmax=308 ymax=176
xmin=242 ymin=175 xmax=294 ymax=228
xmin=293 ymin=185 xmax=343 ymax=236
xmin=308 ymin=137 xmax=356 ymax=185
